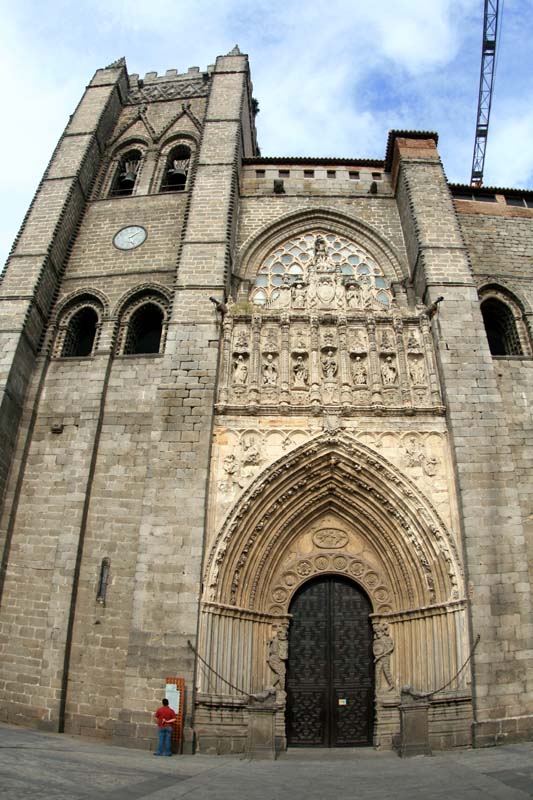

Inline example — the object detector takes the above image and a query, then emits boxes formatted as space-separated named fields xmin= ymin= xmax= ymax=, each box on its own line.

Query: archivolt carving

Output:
xmin=237 ymin=207 xmax=407 ymax=284
xmin=204 ymin=432 xmax=463 ymax=615
xmin=269 ymin=552 xmax=393 ymax=616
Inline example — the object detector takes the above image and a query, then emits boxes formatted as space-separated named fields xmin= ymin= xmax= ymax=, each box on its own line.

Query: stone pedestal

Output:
xmin=246 ymin=704 xmax=277 ymax=760
xmin=399 ymin=695 xmax=432 ymax=757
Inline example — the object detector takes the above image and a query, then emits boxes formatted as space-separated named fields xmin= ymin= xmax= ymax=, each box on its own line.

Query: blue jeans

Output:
xmin=156 ymin=726 xmax=172 ymax=755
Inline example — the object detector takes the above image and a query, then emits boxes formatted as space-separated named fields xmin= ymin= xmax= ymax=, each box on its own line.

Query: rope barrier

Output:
xmin=187 ymin=639 xmax=250 ymax=696
xmin=189 ymin=633 xmax=481 ymax=701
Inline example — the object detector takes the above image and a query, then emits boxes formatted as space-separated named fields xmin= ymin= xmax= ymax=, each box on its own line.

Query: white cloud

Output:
xmin=0 ymin=0 xmax=532 ymax=266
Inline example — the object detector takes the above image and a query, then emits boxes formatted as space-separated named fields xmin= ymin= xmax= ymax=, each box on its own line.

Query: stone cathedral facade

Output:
xmin=1 ymin=48 xmax=533 ymax=755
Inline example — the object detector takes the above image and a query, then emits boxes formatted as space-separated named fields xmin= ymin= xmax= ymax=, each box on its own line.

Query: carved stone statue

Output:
xmin=293 ymin=355 xmax=309 ymax=387
xmin=268 ymin=623 xmax=289 ymax=694
xmin=346 ymin=283 xmax=361 ymax=309
xmin=407 ymin=330 xmax=420 ymax=351
xmin=292 ymin=281 xmax=307 ymax=309
xmin=234 ymin=330 xmax=248 ymax=350
xmin=409 ymin=358 xmax=426 ymax=385
xmin=359 ymin=274 xmax=375 ymax=309
xmin=351 ymin=330 xmax=367 ymax=352
xmin=262 ymin=353 xmax=278 ymax=386
xmin=322 ymin=350 xmax=338 ymax=379
xmin=352 ymin=355 xmax=368 ymax=385
xmin=381 ymin=356 xmax=397 ymax=386
xmin=380 ymin=331 xmax=394 ymax=351
xmin=313 ymin=235 xmax=332 ymax=270
xmin=373 ymin=622 xmax=395 ymax=692
xmin=273 ymin=274 xmax=291 ymax=308
xmin=233 ymin=354 xmax=248 ymax=385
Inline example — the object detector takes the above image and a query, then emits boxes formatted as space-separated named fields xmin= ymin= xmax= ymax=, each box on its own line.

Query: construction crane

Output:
xmin=470 ymin=0 xmax=500 ymax=186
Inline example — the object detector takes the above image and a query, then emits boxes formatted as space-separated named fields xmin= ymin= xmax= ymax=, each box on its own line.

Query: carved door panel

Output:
xmin=286 ymin=576 xmax=373 ymax=747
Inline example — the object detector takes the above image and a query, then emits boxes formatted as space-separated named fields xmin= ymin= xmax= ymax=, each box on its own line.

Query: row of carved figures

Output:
xmin=232 ymin=351 xmax=427 ymax=388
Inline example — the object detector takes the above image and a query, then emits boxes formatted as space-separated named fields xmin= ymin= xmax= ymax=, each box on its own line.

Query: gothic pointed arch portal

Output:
xmin=196 ymin=432 xmax=472 ymax=752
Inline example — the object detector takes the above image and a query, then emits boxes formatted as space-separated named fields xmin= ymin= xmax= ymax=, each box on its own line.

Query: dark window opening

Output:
xmin=124 ymin=303 xmax=164 ymax=355
xmin=481 ymin=297 xmax=523 ymax=356
xmin=110 ymin=150 xmax=142 ymax=197
xmin=371 ymin=172 xmax=382 ymax=180
xmin=255 ymin=169 xmax=266 ymax=178
xmin=278 ymin=169 xmax=290 ymax=178
xmin=505 ymin=196 xmax=526 ymax=207
xmin=304 ymin=169 xmax=314 ymax=178
xmin=161 ymin=144 xmax=191 ymax=192
xmin=96 ymin=558 xmax=110 ymax=604
xmin=349 ymin=171 xmax=360 ymax=180
xmin=327 ymin=170 xmax=336 ymax=179
xmin=61 ymin=307 xmax=98 ymax=357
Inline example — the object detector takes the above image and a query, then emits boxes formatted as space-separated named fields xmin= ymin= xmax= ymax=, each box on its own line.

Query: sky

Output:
xmin=1 ymin=0 xmax=532 ymax=267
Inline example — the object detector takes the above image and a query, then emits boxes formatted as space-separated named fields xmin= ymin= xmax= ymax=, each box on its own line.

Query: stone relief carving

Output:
xmin=270 ymin=553 xmax=393 ymax=615
xmin=373 ymin=622 xmax=396 ymax=692
xmin=404 ymin=436 xmax=439 ymax=477
xmin=216 ymin=247 xmax=443 ymax=413
xmin=312 ymin=529 xmax=349 ymax=548
xmin=219 ymin=434 xmax=263 ymax=494
xmin=128 ymin=79 xmax=209 ymax=104
xmin=208 ymin=432 xmax=462 ymax=609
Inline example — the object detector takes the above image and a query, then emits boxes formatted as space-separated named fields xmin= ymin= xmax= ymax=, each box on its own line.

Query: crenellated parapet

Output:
xmin=128 ymin=66 xmax=213 ymax=104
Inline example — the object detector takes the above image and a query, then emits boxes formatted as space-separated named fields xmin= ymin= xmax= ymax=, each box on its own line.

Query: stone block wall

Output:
xmin=0 ymin=49 xmax=253 ymax=750
xmin=393 ymin=135 xmax=533 ymax=746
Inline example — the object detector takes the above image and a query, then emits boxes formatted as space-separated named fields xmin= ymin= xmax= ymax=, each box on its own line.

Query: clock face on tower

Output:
xmin=113 ymin=225 xmax=147 ymax=250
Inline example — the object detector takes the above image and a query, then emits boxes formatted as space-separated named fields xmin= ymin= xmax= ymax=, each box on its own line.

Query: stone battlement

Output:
xmin=129 ymin=65 xmax=214 ymax=89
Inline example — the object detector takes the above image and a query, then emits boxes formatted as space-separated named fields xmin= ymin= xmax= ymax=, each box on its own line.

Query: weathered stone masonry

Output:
xmin=1 ymin=50 xmax=533 ymax=754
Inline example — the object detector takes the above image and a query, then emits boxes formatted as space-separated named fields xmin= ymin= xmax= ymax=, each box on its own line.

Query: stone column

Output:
xmin=366 ymin=319 xmax=383 ymax=407
xmin=279 ymin=316 xmax=290 ymax=406
xmin=309 ymin=315 xmax=321 ymax=406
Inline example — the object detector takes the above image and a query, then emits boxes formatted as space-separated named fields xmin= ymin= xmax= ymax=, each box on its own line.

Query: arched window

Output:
xmin=160 ymin=144 xmax=191 ymax=192
xmin=250 ymin=230 xmax=393 ymax=310
xmin=481 ymin=297 xmax=523 ymax=356
xmin=110 ymin=149 xmax=142 ymax=197
xmin=123 ymin=303 xmax=164 ymax=354
xmin=61 ymin=306 xmax=99 ymax=357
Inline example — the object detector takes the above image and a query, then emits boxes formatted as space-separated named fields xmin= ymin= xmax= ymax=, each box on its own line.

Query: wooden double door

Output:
xmin=286 ymin=575 xmax=374 ymax=747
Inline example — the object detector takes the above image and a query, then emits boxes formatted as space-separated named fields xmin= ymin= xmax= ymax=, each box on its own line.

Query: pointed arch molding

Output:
xmin=236 ymin=207 xmax=408 ymax=284
xmin=204 ymin=432 xmax=464 ymax=615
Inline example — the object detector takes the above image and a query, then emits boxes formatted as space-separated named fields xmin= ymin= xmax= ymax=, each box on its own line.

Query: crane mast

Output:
xmin=470 ymin=0 xmax=499 ymax=186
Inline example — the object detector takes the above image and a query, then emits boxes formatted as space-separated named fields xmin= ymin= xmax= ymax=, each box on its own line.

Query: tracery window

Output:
xmin=251 ymin=231 xmax=392 ymax=309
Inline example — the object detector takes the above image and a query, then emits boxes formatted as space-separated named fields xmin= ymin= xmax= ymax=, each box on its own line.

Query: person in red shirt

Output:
xmin=154 ymin=698 xmax=177 ymax=756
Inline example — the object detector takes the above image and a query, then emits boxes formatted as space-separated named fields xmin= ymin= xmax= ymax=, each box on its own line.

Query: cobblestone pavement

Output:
xmin=1 ymin=723 xmax=533 ymax=799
